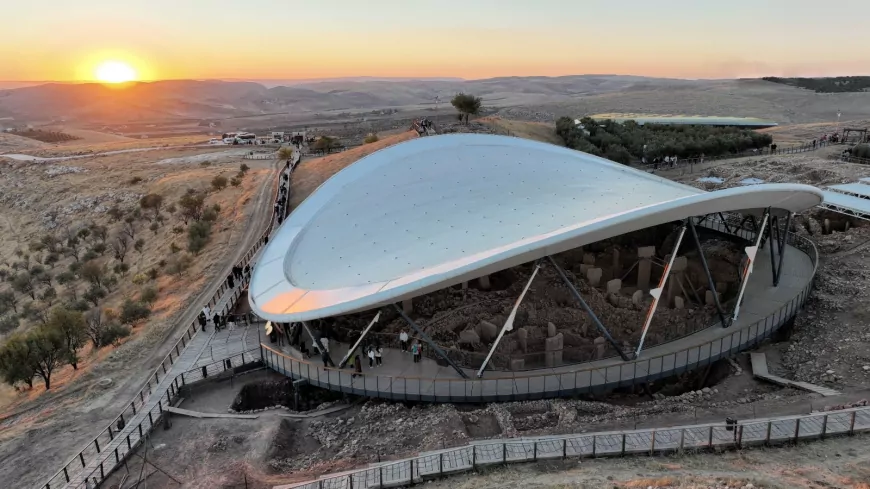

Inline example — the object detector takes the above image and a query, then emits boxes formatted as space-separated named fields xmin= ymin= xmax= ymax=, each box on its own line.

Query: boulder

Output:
xmin=583 ymin=253 xmax=595 ymax=265
xmin=632 ymin=290 xmax=644 ymax=308
xmin=477 ymin=320 xmax=498 ymax=342
xmin=606 ymin=278 xmax=622 ymax=294
xmin=510 ymin=359 xmax=526 ymax=371
xmin=638 ymin=245 xmax=656 ymax=258
xmin=547 ymin=322 xmax=557 ymax=338
xmin=674 ymin=296 xmax=685 ymax=309
xmin=516 ymin=328 xmax=528 ymax=352
xmin=586 ymin=267 xmax=602 ymax=286
xmin=459 ymin=329 xmax=480 ymax=345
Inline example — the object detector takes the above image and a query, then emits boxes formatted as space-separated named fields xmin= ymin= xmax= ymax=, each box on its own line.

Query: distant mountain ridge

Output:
xmin=0 ymin=75 xmax=756 ymax=124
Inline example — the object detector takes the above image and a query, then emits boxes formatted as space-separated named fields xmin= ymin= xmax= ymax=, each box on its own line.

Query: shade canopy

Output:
xmin=250 ymin=134 xmax=822 ymax=322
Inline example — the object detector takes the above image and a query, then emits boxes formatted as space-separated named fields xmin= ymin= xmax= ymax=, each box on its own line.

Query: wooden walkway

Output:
xmin=262 ymin=237 xmax=816 ymax=402
xmin=750 ymin=352 xmax=840 ymax=397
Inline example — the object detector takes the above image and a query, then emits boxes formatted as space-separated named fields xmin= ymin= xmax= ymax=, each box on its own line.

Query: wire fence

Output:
xmin=840 ymin=155 xmax=870 ymax=165
xmin=639 ymin=141 xmax=824 ymax=174
xmin=39 ymin=159 xmax=293 ymax=489
xmin=285 ymin=405 xmax=870 ymax=489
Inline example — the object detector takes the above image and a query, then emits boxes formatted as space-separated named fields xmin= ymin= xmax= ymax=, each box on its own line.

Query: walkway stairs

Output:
xmin=750 ymin=352 xmax=840 ymax=397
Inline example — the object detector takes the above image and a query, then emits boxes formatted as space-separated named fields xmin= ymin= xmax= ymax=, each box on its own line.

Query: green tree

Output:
xmin=312 ymin=136 xmax=340 ymax=154
xmin=0 ymin=333 xmax=36 ymax=388
xmin=178 ymin=190 xmax=206 ymax=223
xmin=11 ymin=272 xmax=36 ymax=300
xmin=187 ymin=221 xmax=212 ymax=254
xmin=277 ymin=146 xmax=294 ymax=162
xmin=364 ymin=133 xmax=379 ymax=144
xmin=139 ymin=193 xmax=164 ymax=221
xmin=45 ymin=307 xmax=87 ymax=370
xmin=80 ymin=260 xmax=105 ymax=289
xmin=239 ymin=163 xmax=250 ymax=174
xmin=27 ymin=325 xmax=67 ymax=389
xmin=0 ymin=290 xmax=18 ymax=314
xmin=120 ymin=299 xmax=150 ymax=325
xmin=451 ymin=93 xmax=482 ymax=125
xmin=140 ymin=286 xmax=158 ymax=305
xmin=211 ymin=175 xmax=228 ymax=192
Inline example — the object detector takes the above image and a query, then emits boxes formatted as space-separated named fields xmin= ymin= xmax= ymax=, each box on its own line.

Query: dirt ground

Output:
xmin=477 ymin=117 xmax=564 ymax=146
xmin=0 ymin=139 xmax=281 ymax=488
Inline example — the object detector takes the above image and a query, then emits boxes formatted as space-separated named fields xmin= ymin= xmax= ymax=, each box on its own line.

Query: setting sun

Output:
xmin=95 ymin=60 xmax=137 ymax=83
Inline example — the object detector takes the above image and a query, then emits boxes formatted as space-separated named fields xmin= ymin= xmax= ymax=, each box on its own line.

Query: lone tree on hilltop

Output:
xmin=451 ymin=93 xmax=482 ymax=125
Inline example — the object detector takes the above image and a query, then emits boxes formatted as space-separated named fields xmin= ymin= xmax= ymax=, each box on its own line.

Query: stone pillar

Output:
xmin=674 ymin=296 xmax=685 ymax=309
xmin=637 ymin=246 xmax=655 ymax=291
xmin=547 ymin=322 xmax=557 ymax=338
xmin=402 ymin=299 xmax=413 ymax=314
xmin=478 ymin=275 xmax=491 ymax=290
xmin=545 ymin=333 xmax=564 ymax=367
xmin=593 ymin=336 xmax=606 ymax=360
xmin=583 ymin=253 xmax=595 ymax=265
xmin=587 ymin=267 xmax=602 ymax=287
xmin=510 ymin=359 xmax=526 ymax=371
xmin=477 ymin=320 xmax=498 ymax=343
xmin=606 ymin=278 xmax=622 ymax=295
xmin=612 ymin=248 xmax=621 ymax=277
xmin=517 ymin=327 xmax=528 ymax=353
xmin=667 ymin=256 xmax=688 ymax=306
xmin=823 ymin=218 xmax=831 ymax=234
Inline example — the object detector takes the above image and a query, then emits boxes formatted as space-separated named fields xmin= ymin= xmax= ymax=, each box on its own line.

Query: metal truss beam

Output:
xmin=477 ymin=263 xmax=541 ymax=378
xmin=393 ymin=304 xmax=469 ymax=379
xmin=338 ymin=312 xmax=381 ymax=368
xmin=688 ymin=219 xmax=730 ymax=328
xmin=546 ymin=256 xmax=630 ymax=361
xmin=732 ymin=209 xmax=770 ymax=322
xmin=636 ymin=222 xmax=687 ymax=357
xmin=774 ymin=212 xmax=793 ymax=286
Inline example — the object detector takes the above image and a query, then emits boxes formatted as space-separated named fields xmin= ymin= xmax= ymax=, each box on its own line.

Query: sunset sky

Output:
xmin=3 ymin=0 xmax=868 ymax=82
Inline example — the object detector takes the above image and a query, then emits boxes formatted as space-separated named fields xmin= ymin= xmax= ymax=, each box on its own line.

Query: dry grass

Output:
xmin=758 ymin=119 xmax=870 ymax=143
xmin=289 ymin=131 xmax=417 ymax=208
xmin=477 ymin=117 xmax=564 ymax=146
xmin=9 ymin=134 xmax=211 ymax=157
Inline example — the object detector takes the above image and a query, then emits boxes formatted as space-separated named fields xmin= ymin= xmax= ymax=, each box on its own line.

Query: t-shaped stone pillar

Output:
xmin=606 ymin=278 xmax=622 ymax=295
xmin=593 ymin=336 xmax=606 ymax=360
xmin=637 ymin=246 xmax=656 ymax=291
xmin=586 ymin=267 xmax=603 ymax=287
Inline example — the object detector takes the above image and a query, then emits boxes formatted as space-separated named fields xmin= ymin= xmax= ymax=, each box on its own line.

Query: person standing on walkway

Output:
xmin=227 ymin=273 xmax=235 ymax=289
xmin=213 ymin=313 xmax=222 ymax=331
xmin=368 ymin=347 xmax=376 ymax=368
xmin=411 ymin=341 xmax=420 ymax=364
xmin=198 ymin=312 xmax=207 ymax=332
xmin=399 ymin=330 xmax=409 ymax=352
xmin=375 ymin=346 xmax=383 ymax=367
xmin=353 ymin=354 xmax=362 ymax=378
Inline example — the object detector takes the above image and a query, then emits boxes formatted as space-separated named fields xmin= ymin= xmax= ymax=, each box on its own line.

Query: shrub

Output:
xmin=100 ymin=323 xmax=130 ymax=346
xmin=166 ymin=254 xmax=193 ymax=276
xmin=188 ymin=221 xmax=212 ymax=253
xmin=239 ymin=163 xmax=249 ymax=174
xmin=364 ymin=133 xmax=379 ymax=144
xmin=120 ymin=299 xmax=150 ymax=324
xmin=211 ymin=175 xmax=228 ymax=191
xmin=202 ymin=207 xmax=219 ymax=222
xmin=91 ymin=243 xmax=107 ymax=255
xmin=147 ymin=268 xmax=160 ymax=280
xmin=149 ymin=222 xmax=160 ymax=234
xmin=170 ymin=242 xmax=181 ymax=254
xmin=853 ymin=144 xmax=870 ymax=159
xmin=128 ymin=176 xmax=143 ymax=185
xmin=82 ymin=250 xmax=99 ymax=262
xmin=200 ymin=160 xmax=212 ymax=167
xmin=131 ymin=273 xmax=148 ymax=285
xmin=140 ymin=286 xmax=158 ymax=305
xmin=230 ymin=177 xmax=242 ymax=187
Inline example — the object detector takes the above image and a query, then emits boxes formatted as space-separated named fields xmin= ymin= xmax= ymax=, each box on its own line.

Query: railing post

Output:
xmin=794 ymin=418 xmax=801 ymax=442
xmin=850 ymin=411 xmax=857 ymax=435
xmin=765 ymin=421 xmax=772 ymax=445
xmin=562 ymin=439 xmax=567 ymax=459
xmin=79 ymin=452 xmax=85 ymax=467
xmin=592 ymin=435 xmax=596 ymax=456
xmin=737 ymin=425 xmax=743 ymax=448
xmin=821 ymin=415 xmax=828 ymax=438
xmin=439 ymin=452 xmax=443 ymax=474
xmin=380 ymin=465 xmax=385 ymax=488
xmin=679 ymin=429 xmax=685 ymax=452
xmin=533 ymin=441 xmax=537 ymax=460
xmin=650 ymin=431 xmax=656 ymax=455
xmin=409 ymin=459 xmax=415 ymax=485
xmin=708 ymin=426 xmax=713 ymax=448
xmin=502 ymin=443 xmax=507 ymax=464
xmin=621 ymin=434 xmax=626 ymax=456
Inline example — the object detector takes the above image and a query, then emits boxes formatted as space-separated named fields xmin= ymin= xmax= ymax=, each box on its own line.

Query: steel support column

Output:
xmin=546 ymin=256 xmax=630 ymax=361
xmin=477 ymin=263 xmax=540 ymax=378
xmin=636 ymin=223 xmax=687 ymax=357
xmin=768 ymin=215 xmax=780 ymax=285
xmin=717 ymin=212 xmax=733 ymax=234
xmin=774 ymin=212 xmax=793 ymax=286
xmin=338 ymin=312 xmax=381 ymax=368
xmin=688 ymin=219 xmax=729 ymax=328
xmin=732 ymin=209 xmax=770 ymax=322
xmin=393 ymin=305 xmax=469 ymax=379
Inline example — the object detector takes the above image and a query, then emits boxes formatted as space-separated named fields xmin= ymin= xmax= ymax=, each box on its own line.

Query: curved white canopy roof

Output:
xmin=250 ymin=134 xmax=822 ymax=322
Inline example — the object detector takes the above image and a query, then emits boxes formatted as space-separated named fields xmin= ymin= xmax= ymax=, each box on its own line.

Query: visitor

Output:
xmin=368 ymin=347 xmax=375 ymax=368
xmin=213 ymin=313 xmax=222 ymax=332
xmin=353 ymin=354 xmax=363 ymax=378
xmin=299 ymin=340 xmax=310 ymax=358
xmin=321 ymin=349 xmax=330 ymax=368
xmin=227 ymin=273 xmax=235 ymax=289
xmin=198 ymin=312 xmax=207 ymax=332
xmin=320 ymin=336 xmax=330 ymax=354
xmin=399 ymin=330 xmax=409 ymax=352
xmin=813 ymin=139 xmax=817 ymax=149
xmin=375 ymin=346 xmax=383 ymax=366
xmin=202 ymin=304 xmax=211 ymax=321
xmin=411 ymin=341 xmax=420 ymax=364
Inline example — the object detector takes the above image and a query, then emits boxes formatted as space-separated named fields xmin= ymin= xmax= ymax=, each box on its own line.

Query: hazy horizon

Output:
xmin=4 ymin=0 xmax=869 ymax=83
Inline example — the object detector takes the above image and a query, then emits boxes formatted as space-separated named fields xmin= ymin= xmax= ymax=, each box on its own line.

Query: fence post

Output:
xmin=347 ymin=475 xmax=353 ymax=489
xmin=765 ymin=421 xmax=772 ymax=445
xmin=472 ymin=445 xmax=476 ymax=468
xmin=621 ymin=434 xmax=626 ymax=456
xmin=592 ymin=435 xmax=596 ymax=456
xmin=650 ymin=430 xmax=656 ymax=455
xmin=409 ymin=459 xmax=415 ymax=485
xmin=79 ymin=452 xmax=85 ymax=467
xmin=562 ymin=439 xmax=567 ymax=459
xmin=821 ymin=415 xmax=828 ymax=438
xmin=679 ymin=429 xmax=685 ymax=452
xmin=533 ymin=441 xmax=538 ymax=460
xmin=737 ymin=425 xmax=743 ymax=448
xmin=439 ymin=452 xmax=444 ymax=474
xmin=794 ymin=418 xmax=801 ymax=442
xmin=380 ymin=465 xmax=385 ymax=489
xmin=708 ymin=426 xmax=713 ymax=448
xmin=850 ymin=411 xmax=857 ymax=435
xmin=502 ymin=443 xmax=507 ymax=464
